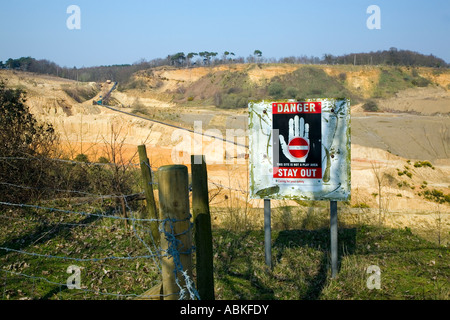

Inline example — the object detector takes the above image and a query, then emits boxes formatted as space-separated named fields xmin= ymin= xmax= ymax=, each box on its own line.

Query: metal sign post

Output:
xmin=249 ymin=99 xmax=350 ymax=277
xmin=264 ymin=199 xmax=272 ymax=269
xmin=330 ymin=200 xmax=338 ymax=278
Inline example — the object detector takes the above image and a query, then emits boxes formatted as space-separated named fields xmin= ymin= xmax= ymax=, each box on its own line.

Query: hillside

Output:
xmin=2 ymin=64 xmax=449 ymax=161
xmin=0 ymin=64 xmax=449 ymax=239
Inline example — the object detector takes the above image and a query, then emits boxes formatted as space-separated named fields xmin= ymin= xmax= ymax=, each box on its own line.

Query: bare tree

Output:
xmin=100 ymin=122 xmax=151 ymax=224
xmin=371 ymin=160 xmax=387 ymax=225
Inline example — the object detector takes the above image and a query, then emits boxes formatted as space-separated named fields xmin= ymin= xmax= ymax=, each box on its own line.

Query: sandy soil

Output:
xmin=1 ymin=67 xmax=449 ymax=241
xmin=380 ymin=86 xmax=450 ymax=115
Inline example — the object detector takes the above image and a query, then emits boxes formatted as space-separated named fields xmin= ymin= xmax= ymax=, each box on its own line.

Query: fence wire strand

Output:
xmin=0 ymin=156 xmax=199 ymax=300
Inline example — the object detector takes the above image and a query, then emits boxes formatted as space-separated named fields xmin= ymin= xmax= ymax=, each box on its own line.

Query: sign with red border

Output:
xmin=273 ymin=102 xmax=322 ymax=184
xmin=248 ymin=98 xmax=351 ymax=201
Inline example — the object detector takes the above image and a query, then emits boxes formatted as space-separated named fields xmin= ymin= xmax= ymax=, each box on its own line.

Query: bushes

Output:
xmin=362 ymin=100 xmax=379 ymax=112
xmin=219 ymin=92 xmax=248 ymax=109
xmin=268 ymin=81 xmax=284 ymax=98
xmin=285 ymin=87 xmax=299 ymax=99
xmin=411 ymin=77 xmax=431 ymax=87
xmin=267 ymin=67 xmax=354 ymax=100
xmin=183 ymin=65 xmax=360 ymax=108
xmin=373 ymin=67 xmax=433 ymax=98
xmin=414 ymin=161 xmax=434 ymax=168
xmin=338 ymin=72 xmax=347 ymax=81
xmin=0 ymin=80 xmax=59 ymax=203
xmin=419 ymin=188 xmax=450 ymax=204
xmin=131 ymin=98 xmax=150 ymax=116
xmin=374 ymin=68 xmax=410 ymax=98
xmin=0 ymin=81 xmax=139 ymax=204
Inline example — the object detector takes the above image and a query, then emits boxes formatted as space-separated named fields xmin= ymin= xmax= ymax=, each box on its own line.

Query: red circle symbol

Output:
xmin=288 ymin=137 xmax=309 ymax=159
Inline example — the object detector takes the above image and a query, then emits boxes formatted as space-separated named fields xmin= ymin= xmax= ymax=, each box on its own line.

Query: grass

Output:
xmin=212 ymin=225 xmax=449 ymax=300
xmin=132 ymin=64 xmax=443 ymax=112
xmin=0 ymin=204 xmax=161 ymax=300
xmin=174 ymin=64 xmax=360 ymax=109
xmin=269 ymin=66 xmax=356 ymax=102
xmin=372 ymin=66 xmax=433 ymax=99
xmin=1 ymin=201 xmax=449 ymax=300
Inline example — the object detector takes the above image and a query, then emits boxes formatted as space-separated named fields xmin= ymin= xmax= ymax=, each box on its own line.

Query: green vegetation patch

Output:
xmin=179 ymin=69 xmax=259 ymax=109
xmin=268 ymin=67 xmax=356 ymax=101
xmin=213 ymin=225 xmax=450 ymax=300
xmin=0 ymin=206 xmax=161 ymax=300
xmin=373 ymin=67 xmax=433 ymax=98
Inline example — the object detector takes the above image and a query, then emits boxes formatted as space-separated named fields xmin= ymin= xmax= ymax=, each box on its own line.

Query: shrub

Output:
xmin=411 ymin=77 xmax=431 ymax=87
xmin=285 ymin=87 xmax=298 ymax=99
xmin=124 ymin=78 xmax=148 ymax=90
xmin=219 ymin=93 xmax=248 ymax=109
xmin=74 ymin=153 xmax=90 ymax=163
xmin=422 ymin=188 xmax=450 ymax=204
xmin=131 ymin=98 xmax=150 ymax=116
xmin=362 ymin=100 xmax=379 ymax=112
xmin=0 ymin=80 xmax=59 ymax=202
xmin=98 ymin=156 xmax=110 ymax=164
xmin=414 ymin=161 xmax=433 ymax=168
xmin=352 ymin=203 xmax=370 ymax=208
xmin=271 ymin=67 xmax=355 ymax=101
xmin=268 ymin=81 xmax=284 ymax=98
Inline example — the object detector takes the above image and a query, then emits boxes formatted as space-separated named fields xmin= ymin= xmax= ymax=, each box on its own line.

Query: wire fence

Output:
xmin=0 ymin=156 xmax=199 ymax=300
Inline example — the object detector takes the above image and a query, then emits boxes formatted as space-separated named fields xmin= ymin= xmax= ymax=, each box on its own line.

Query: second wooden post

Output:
xmin=191 ymin=155 xmax=215 ymax=300
xmin=138 ymin=145 xmax=159 ymax=243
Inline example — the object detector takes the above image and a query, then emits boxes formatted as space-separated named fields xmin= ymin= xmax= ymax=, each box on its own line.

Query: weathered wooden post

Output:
xmin=191 ymin=155 xmax=215 ymax=300
xmin=157 ymin=165 xmax=193 ymax=300
xmin=138 ymin=145 xmax=159 ymax=243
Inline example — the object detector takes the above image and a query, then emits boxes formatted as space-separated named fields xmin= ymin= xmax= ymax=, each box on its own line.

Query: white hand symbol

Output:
xmin=279 ymin=115 xmax=310 ymax=162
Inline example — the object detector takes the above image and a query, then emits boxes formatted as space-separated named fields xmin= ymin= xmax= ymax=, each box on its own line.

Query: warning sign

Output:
xmin=273 ymin=102 xmax=322 ymax=184
xmin=248 ymin=98 xmax=350 ymax=201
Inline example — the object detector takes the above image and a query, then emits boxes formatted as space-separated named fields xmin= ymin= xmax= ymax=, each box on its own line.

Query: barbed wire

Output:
xmin=0 ymin=181 xmax=146 ymax=200
xmin=0 ymin=151 xmax=203 ymax=300
xmin=0 ymin=246 xmax=159 ymax=262
xmin=2 ymin=270 xmax=172 ymax=299
xmin=0 ymin=201 xmax=157 ymax=222
xmin=208 ymin=179 xmax=249 ymax=194
xmin=0 ymin=156 xmax=140 ymax=168
xmin=124 ymin=196 xmax=162 ymax=274
xmin=160 ymin=217 xmax=200 ymax=300
xmin=0 ymin=213 xmax=124 ymax=231
xmin=0 ymin=196 xmax=200 ymax=300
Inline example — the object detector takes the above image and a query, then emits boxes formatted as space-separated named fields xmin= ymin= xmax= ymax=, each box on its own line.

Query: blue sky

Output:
xmin=0 ymin=0 xmax=449 ymax=67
